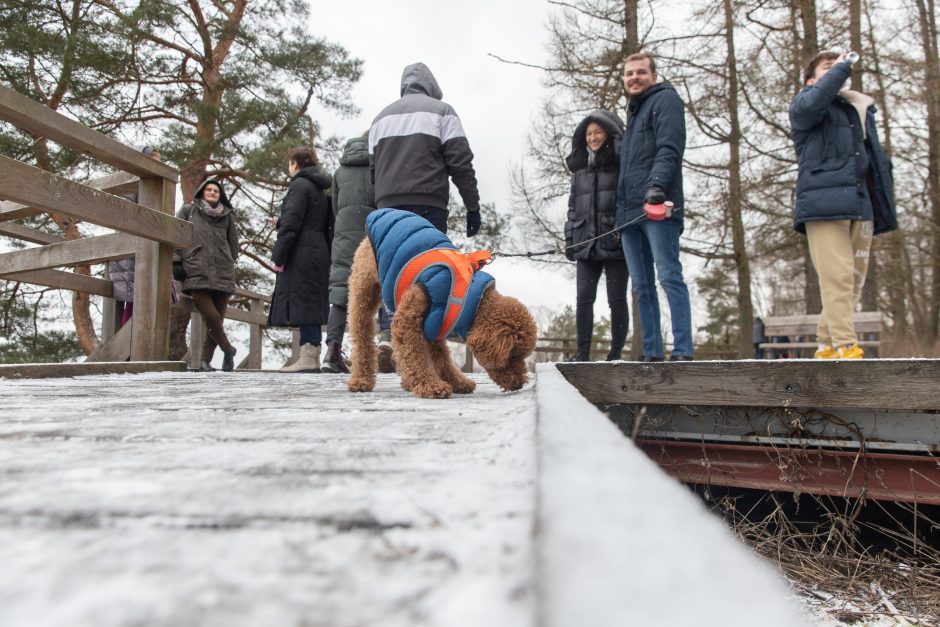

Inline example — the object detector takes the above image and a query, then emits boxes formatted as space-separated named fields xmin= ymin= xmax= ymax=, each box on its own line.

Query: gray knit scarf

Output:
xmin=197 ymin=198 xmax=226 ymax=217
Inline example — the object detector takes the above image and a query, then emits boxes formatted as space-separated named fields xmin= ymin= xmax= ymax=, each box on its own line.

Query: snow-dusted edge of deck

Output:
xmin=533 ymin=363 xmax=807 ymax=627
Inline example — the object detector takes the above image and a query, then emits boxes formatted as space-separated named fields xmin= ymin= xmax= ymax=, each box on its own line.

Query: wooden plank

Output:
xmin=0 ymin=223 xmax=64 ymax=245
xmin=248 ymin=296 xmax=264 ymax=369
xmin=759 ymin=341 xmax=880 ymax=349
xmin=85 ymin=320 xmax=132 ymax=363
xmin=0 ymin=233 xmax=139 ymax=275
xmin=0 ymin=85 xmax=177 ymax=181
xmin=764 ymin=311 xmax=883 ymax=325
xmin=0 ymin=361 xmax=185 ymax=379
xmin=0 ymin=157 xmax=190 ymax=247
xmin=556 ymin=359 xmax=940 ymax=411
xmin=764 ymin=312 xmax=883 ymax=336
xmin=172 ymin=298 xmax=268 ymax=327
xmin=234 ymin=286 xmax=272 ymax=303
xmin=0 ymin=268 xmax=113 ymax=297
xmin=0 ymin=171 xmax=140 ymax=222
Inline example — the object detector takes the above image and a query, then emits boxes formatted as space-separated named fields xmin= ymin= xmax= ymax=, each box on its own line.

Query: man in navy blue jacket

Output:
xmin=789 ymin=51 xmax=897 ymax=359
xmin=616 ymin=53 xmax=693 ymax=361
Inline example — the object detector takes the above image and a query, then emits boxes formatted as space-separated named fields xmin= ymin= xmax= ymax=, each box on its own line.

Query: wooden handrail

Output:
xmin=0 ymin=84 xmax=178 ymax=182
xmin=0 ymin=157 xmax=190 ymax=247
xmin=0 ymin=171 xmax=140 ymax=223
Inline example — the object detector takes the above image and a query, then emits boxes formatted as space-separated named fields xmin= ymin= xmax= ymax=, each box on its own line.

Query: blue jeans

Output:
xmin=621 ymin=219 xmax=693 ymax=358
xmin=299 ymin=324 xmax=322 ymax=346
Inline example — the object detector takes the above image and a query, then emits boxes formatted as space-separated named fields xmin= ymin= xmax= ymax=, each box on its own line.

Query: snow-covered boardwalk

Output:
xmin=0 ymin=365 xmax=805 ymax=627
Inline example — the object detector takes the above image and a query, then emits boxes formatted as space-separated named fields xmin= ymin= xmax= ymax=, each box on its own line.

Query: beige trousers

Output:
xmin=805 ymin=220 xmax=874 ymax=347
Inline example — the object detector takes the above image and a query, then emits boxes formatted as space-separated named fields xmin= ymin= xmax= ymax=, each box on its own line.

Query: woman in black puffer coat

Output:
xmin=268 ymin=147 xmax=334 ymax=373
xmin=563 ymin=109 xmax=629 ymax=362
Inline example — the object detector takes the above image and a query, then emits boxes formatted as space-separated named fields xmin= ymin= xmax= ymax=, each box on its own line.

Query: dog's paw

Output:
xmin=347 ymin=377 xmax=376 ymax=393
xmin=413 ymin=381 xmax=453 ymax=399
xmin=450 ymin=377 xmax=476 ymax=394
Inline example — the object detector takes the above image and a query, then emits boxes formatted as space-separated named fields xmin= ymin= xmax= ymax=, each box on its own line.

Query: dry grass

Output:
xmin=712 ymin=490 xmax=940 ymax=625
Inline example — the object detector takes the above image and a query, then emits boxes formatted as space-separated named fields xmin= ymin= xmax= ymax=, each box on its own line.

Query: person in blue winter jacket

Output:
xmin=616 ymin=52 xmax=693 ymax=362
xmin=789 ymin=51 xmax=897 ymax=360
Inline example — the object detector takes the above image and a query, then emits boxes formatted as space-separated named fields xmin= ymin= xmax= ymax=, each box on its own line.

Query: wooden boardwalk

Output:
xmin=0 ymin=366 xmax=804 ymax=627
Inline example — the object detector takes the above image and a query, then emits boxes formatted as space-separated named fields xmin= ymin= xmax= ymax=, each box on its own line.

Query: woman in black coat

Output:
xmin=563 ymin=109 xmax=629 ymax=362
xmin=268 ymin=147 xmax=334 ymax=373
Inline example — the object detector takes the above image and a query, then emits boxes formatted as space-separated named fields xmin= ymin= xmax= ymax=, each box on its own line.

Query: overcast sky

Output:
xmin=309 ymin=0 xmax=577 ymax=318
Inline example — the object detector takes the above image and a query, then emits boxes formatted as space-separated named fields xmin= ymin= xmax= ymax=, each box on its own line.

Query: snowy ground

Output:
xmin=0 ymin=365 xmax=816 ymax=626
xmin=0 ymin=372 xmax=536 ymax=627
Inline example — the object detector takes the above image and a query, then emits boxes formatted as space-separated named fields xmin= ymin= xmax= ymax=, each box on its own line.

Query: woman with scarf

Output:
xmin=563 ymin=110 xmax=629 ymax=362
xmin=176 ymin=179 xmax=240 ymax=372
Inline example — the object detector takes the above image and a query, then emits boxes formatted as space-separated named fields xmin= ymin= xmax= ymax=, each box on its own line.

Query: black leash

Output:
xmin=491 ymin=212 xmax=648 ymax=260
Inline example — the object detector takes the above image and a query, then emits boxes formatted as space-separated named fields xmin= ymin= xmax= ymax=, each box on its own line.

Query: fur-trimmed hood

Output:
xmin=565 ymin=109 xmax=624 ymax=172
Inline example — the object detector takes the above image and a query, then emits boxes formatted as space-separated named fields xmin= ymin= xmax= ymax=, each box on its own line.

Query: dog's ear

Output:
xmin=467 ymin=292 xmax=538 ymax=385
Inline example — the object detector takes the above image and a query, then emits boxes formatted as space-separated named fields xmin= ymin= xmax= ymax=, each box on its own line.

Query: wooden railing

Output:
xmin=0 ymin=84 xmax=186 ymax=361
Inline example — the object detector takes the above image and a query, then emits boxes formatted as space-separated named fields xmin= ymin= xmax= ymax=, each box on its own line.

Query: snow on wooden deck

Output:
xmin=0 ymin=372 xmax=536 ymax=627
xmin=0 ymin=365 xmax=807 ymax=626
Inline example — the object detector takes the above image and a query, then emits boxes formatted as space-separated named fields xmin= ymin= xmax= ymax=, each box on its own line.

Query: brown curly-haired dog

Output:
xmin=346 ymin=239 xmax=538 ymax=399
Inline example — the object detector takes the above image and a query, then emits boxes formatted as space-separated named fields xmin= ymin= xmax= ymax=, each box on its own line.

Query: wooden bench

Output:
xmin=758 ymin=311 xmax=883 ymax=358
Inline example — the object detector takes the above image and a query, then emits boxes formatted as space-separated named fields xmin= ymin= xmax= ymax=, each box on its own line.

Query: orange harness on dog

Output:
xmin=394 ymin=249 xmax=493 ymax=341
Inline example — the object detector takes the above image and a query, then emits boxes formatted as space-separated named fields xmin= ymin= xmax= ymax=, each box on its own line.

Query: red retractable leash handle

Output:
xmin=643 ymin=200 xmax=675 ymax=221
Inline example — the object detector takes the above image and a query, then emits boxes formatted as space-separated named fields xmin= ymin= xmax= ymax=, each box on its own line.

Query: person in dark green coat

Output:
xmin=322 ymin=135 xmax=376 ymax=373
xmin=176 ymin=179 xmax=240 ymax=372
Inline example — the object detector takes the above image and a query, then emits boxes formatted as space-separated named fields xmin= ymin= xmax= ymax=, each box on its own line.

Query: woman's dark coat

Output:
xmin=268 ymin=166 xmax=334 ymax=327
xmin=176 ymin=179 xmax=239 ymax=295
xmin=564 ymin=109 xmax=625 ymax=261
xmin=330 ymin=137 xmax=376 ymax=308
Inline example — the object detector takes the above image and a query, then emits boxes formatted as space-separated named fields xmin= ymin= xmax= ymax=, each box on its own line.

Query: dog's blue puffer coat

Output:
xmin=366 ymin=208 xmax=494 ymax=342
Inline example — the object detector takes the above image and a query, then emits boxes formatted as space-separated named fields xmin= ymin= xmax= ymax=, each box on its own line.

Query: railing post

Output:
xmin=248 ymin=297 xmax=263 ymax=369
xmin=188 ymin=312 xmax=205 ymax=370
xmin=463 ymin=344 xmax=474 ymax=373
xmin=131 ymin=177 xmax=176 ymax=360
xmin=101 ymin=265 xmax=118 ymax=343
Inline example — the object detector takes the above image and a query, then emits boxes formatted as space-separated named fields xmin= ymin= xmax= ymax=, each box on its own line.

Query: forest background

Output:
xmin=1 ymin=0 xmax=938 ymax=363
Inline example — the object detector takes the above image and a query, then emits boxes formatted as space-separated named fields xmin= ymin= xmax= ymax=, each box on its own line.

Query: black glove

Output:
xmin=645 ymin=186 xmax=666 ymax=205
xmin=172 ymin=260 xmax=186 ymax=281
xmin=564 ymin=241 xmax=575 ymax=262
xmin=466 ymin=209 xmax=481 ymax=237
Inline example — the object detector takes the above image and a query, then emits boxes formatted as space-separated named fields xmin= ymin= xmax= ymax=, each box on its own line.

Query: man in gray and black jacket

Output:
xmin=369 ymin=62 xmax=482 ymax=238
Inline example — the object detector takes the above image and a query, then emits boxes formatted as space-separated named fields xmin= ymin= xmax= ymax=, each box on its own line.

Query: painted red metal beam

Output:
xmin=637 ymin=439 xmax=940 ymax=505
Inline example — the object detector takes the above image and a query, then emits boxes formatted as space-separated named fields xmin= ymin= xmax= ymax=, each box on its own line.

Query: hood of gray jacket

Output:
xmin=400 ymin=63 xmax=443 ymax=100
xmin=339 ymin=136 xmax=370 ymax=167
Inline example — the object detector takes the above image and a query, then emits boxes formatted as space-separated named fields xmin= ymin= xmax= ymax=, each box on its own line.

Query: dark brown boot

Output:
xmin=321 ymin=340 xmax=350 ymax=374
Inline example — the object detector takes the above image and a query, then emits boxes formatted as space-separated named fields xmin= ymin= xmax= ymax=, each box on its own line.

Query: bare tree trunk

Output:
xmin=795 ymin=0 xmax=822 ymax=315
xmin=914 ymin=0 xmax=940 ymax=347
xmin=722 ymin=0 xmax=754 ymax=358
xmin=623 ymin=0 xmax=643 ymax=359
xmin=864 ymin=0 xmax=909 ymax=339
xmin=623 ymin=0 xmax=639 ymax=57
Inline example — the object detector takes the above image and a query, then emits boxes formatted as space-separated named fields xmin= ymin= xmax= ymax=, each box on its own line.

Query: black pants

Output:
xmin=190 ymin=289 xmax=233 ymax=360
xmin=394 ymin=205 xmax=448 ymax=234
xmin=326 ymin=304 xmax=347 ymax=344
xmin=575 ymin=259 xmax=629 ymax=357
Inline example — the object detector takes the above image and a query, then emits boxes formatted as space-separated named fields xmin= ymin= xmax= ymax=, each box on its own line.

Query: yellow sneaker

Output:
xmin=814 ymin=345 xmax=838 ymax=359
xmin=836 ymin=343 xmax=864 ymax=359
